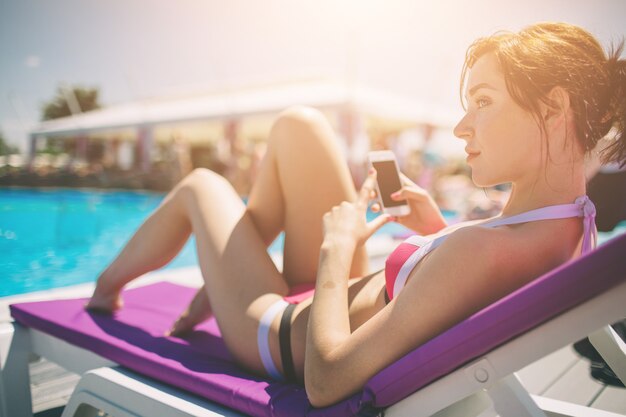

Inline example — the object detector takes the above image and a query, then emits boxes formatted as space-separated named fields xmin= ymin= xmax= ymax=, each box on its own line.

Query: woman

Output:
xmin=88 ymin=22 xmax=626 ymax=407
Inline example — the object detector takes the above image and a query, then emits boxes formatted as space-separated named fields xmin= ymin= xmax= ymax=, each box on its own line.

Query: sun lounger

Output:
xmin=1 ymin=233 xmax=625 ymax=417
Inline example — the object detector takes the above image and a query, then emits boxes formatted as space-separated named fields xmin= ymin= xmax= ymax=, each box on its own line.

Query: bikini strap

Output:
xmin=485 ymin=195 xmax=597 ymax=253
xmin=576 ymin=195 xmax=598 ymax=254
xmin=427 ymin=195 xmax=597 ymax=254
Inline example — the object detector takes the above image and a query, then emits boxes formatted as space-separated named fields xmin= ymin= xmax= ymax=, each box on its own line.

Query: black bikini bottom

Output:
xmin=279 ymin=302 xmax=298 ymax=383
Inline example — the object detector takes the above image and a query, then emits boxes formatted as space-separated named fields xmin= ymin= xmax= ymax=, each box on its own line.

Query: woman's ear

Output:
xmin=542 ymin=86 xmax=571 ymax=129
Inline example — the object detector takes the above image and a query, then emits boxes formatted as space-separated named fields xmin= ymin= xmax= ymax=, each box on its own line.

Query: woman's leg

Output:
xmin=87 ymin=187 xmax=193 ymax=311
xmin=169 ymin=106 xmax=371 ymax=334
xmin=87 ymin=167 xmax=287 ymax=365
xmin=163 ymin=168 xmax=382 ymax=377
xmin=247 ymin=106 xmax=370 ymax=284
xmin=87 ymin=107 xmax=379 ymax=376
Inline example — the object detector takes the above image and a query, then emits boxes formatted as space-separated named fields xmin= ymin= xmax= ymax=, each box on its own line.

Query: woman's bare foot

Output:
xmin=166 ymin=286 xmax=213 ymax=336
xmin=85 ymin=283 xmax=124 ymax=314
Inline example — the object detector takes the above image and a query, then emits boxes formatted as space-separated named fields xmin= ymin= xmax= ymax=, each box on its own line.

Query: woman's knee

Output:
xmin=270 ymin=106 xmax=336 ymax=150
xmin=277 ymin=105 xmax=326 ymax=124
xmin=178 ymin=168 xmax=230 ymax=199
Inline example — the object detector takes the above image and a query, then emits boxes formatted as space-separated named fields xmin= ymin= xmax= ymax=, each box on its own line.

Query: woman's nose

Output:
xmin=453 ymin=113 xmax=473 ymax=141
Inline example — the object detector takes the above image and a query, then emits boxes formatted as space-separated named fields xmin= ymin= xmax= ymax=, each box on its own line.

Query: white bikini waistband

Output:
xmin=257 ymin=298 xmax=289 ymax=381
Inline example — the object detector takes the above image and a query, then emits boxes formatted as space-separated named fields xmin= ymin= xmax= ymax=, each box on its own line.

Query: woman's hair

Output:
xmin=460 ymin=22 xmax=626 ymax=167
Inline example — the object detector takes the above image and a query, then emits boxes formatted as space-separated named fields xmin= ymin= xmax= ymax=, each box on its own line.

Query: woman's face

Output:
xmin=454 ymin=52 xmax=543 ymax=187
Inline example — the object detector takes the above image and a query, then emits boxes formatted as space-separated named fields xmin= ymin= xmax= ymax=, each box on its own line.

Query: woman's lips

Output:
xmin=465 ymin=150 xmax=480 ymax=163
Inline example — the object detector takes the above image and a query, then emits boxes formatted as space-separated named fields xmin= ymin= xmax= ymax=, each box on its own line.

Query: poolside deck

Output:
xmin=2 ymin=242 xmax=625 ymax=416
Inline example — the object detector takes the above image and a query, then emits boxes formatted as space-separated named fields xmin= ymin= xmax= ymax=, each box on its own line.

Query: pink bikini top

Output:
xmin=384 ymin=196 xmax=598 ymax=302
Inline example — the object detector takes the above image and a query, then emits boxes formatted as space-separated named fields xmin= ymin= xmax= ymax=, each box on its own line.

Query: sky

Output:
xmin=1 ymin=0 xmax=625 ymax=151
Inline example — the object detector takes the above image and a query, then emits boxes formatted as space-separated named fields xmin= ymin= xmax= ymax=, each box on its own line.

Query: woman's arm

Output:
xmin=305 ymin=198 xmax=531 ymax=406
xmin=305 ymin=172 xmax=390 ymax=405
xmin=305 ymin=238 xmax=356 ymax=399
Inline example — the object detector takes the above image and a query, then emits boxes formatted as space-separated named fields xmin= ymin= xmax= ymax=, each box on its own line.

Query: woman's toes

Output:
xmin=85 ymin=292 xmax=123 ymax=314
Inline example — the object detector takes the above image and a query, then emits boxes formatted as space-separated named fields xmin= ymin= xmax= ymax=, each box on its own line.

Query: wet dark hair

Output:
xmin=460 ymin=22 xmax=626 ymax=167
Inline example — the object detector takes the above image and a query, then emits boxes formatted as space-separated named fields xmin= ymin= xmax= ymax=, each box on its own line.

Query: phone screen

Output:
xmin=372 ymin=160 xmax=405 ymax=207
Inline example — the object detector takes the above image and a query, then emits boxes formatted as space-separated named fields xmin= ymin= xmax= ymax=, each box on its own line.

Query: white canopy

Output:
xmin=29 ymin=79 xmax=457 ymax=138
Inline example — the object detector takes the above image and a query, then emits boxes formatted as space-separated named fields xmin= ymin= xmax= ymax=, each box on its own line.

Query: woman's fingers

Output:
xmin=389 ymin=173 xmax=418 ymax=201
xmin=391 ymin=184 xmax=428 ymax=201
xmin=366 ymin=212 xmax=391 ymax=239
xmin=323 ymin=169 xmax=392 ymax=244
xmin=358 ymin=172 xmax=378 ymax=206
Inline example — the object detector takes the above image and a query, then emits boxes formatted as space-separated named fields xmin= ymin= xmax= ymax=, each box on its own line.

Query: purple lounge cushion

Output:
xmin=10 ymin=233 xmax=626 ymax=417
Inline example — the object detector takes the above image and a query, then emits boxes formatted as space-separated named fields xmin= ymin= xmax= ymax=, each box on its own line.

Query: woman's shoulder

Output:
xmin=442 ymin=214 xmax=579 ymax=254
xmin=434 ymin=224 xmax=516 ymax=271
xmin=431 ymin=218 xmax=579 ymax=289
xmin=436 ymin=220 xmax=520 ymax=251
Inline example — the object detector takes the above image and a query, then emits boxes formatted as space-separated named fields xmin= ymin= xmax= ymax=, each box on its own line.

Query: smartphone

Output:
xmin=368 ymin=150 xmax=411 ymax=217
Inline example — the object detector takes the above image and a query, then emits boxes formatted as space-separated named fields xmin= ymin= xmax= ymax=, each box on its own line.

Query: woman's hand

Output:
xmin=383 ymin=173 xmax=447 ymax=235
xmin=322 ymin=170 xmax=391 ymax=249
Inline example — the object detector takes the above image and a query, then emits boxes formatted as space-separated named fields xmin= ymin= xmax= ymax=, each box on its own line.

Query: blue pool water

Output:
xmin=0 ymin=188 xmax=410 ymax=297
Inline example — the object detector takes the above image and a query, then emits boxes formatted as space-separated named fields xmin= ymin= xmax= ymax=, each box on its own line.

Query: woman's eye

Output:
xmin=476 ymin=98 xmax=490 ymax=108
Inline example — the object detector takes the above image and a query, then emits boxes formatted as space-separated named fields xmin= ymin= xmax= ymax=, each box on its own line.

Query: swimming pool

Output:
xmin=0 ymin=188 xmax=410 ymax=297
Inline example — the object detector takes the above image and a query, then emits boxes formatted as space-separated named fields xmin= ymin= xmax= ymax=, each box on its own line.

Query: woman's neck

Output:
xmin=501 ymin=166 xmax=587 ymax=217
